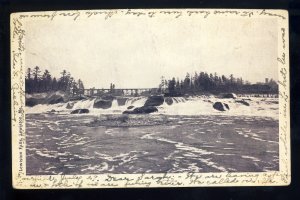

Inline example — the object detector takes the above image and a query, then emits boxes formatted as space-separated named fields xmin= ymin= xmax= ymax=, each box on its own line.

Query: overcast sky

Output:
xmin=25 ymin=15 xmax=278 ymax=88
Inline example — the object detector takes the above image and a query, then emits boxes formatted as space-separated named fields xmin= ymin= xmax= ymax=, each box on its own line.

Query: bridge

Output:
xmin=83 ymin=88 xmax=160 ymax=96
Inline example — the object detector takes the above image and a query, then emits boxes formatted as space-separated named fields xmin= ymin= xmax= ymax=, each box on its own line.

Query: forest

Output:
xmin=159 ymin=72 xmax=278 ymax=96
xmin=25 ymin=66 xmax=85 ymax=94
xmin=25 ymin=66 xmax=278 ymax=96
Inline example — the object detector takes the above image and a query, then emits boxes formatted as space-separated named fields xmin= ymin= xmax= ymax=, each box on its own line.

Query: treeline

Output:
xmin=25 ymin=66 xmax=85 ymax=94
xmin=159 ymin=72 xmax=278 ymax=96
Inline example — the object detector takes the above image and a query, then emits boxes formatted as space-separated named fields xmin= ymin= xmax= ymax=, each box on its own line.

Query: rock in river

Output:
xmin=165 ymin=97 xmax=173 ymax=105
xmin=222 ymin=93 xmax=237 ymax=99
xmin=117 ymin=97 xmax=128 ymax=106
xmin=66 ymin=102 xmax=74 ymax=109
xmin=123 ymin=106 xmax=158 ymax=114
xmin=213 ymin=102 xmax=230 ymax=111
xmin=71 ymin=109 xmax=89 ymax=114
xmin=45 ymin=92 xmax=66 ymax=104
xmin=26 ymin=97 xmax=39 ymax=107
xmin=235 ymin=100 xmax=250 ymax=106
xmin=25 ymin=91 xmax=67 ymax=107
xmin=144 ymin=95 xmax=164 ymax=107
xmin=93 ymin=98 xmax=112 ymax=109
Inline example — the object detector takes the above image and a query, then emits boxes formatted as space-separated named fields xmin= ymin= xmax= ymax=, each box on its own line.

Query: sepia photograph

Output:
xmin=11 ymin=9 xmax=290 ymax=188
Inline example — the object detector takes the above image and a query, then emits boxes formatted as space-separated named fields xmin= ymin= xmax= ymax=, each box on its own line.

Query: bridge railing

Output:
xmin=81 ymin=88 xmax=161 ymax=97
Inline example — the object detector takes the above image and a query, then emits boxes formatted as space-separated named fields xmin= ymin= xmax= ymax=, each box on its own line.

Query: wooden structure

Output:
xmin=83 ymin=88 xmax=160 ymax=96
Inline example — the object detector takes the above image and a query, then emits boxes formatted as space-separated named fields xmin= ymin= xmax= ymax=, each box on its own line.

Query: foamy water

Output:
xmin=26 ymin=96 xmax=279 ymax=119
xmin=25 ymin=96 xmax=279 ymax=174
xmin=26 ymin=114 xmax=279 ymax=175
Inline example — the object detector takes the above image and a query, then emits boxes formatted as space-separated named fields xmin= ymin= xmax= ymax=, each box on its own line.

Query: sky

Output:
xmin=25 ymin=14 xmax=278 ymax=89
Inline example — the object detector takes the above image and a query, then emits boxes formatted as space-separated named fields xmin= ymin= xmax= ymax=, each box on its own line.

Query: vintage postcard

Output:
xmin=11 ymin=9 xmax=290 ymax=189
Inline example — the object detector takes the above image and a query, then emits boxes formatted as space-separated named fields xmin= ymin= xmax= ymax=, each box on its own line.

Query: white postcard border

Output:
xmin=11 ymin=9 xmax=290 ymax=189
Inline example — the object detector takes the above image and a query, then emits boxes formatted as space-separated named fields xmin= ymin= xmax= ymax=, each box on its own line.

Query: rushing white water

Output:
xmin=73 ymin=99 xmax=96 ymax=110
xmin=111 ymin=99 xmax=118 ymax=108
xmin=125 ymin=97 xmax=147 ymax=107
xmin=158 ymin=97 xmax=278 ymax=119
xmin=26 ymin=113 xmax=279 ymax=174
xmin=25 ymin=96 xmax=279 ymax=119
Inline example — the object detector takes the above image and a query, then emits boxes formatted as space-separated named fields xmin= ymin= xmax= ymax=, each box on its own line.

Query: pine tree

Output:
xmin=59 ymin=70 xmax=67 ymax=91
xmin=183 ymin=73 xmax=191 ymax=91
xmin=230 ymin=74 xmax=235 ymax=84
xmin=168 ymin=77 xmax=176 ymax=95
xmin=77 ymin=79 xmax=84 ymax=95
xmin=52 ymin=77 xmax=58 ymax=91
xmin=176 ymin=78 xmax=181 ymax=93
xmin=32 ymin=66 xmax=41 ymax=92
xmin=41 ymin=70 xmax=52 ymax=92
xmin=25 ymin=68 xmax=32 ymax=93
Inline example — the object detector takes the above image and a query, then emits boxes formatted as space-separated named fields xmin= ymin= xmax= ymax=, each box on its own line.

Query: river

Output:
xmin=25 ymin=96 xmax=279 ymax=175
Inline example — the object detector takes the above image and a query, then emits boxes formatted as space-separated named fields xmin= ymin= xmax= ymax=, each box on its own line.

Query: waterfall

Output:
xmin=25 ymin=95 xmax=279 ymax=120
xmin=72 ymin=98 xmax=96 ymax=110
xmin=111 ymin=99 xmax=118 ymax=108
xmin=171 ymin=97 xmax=186 ymax=103
xmin=125 ymin=97 xmax=147 ymax=107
